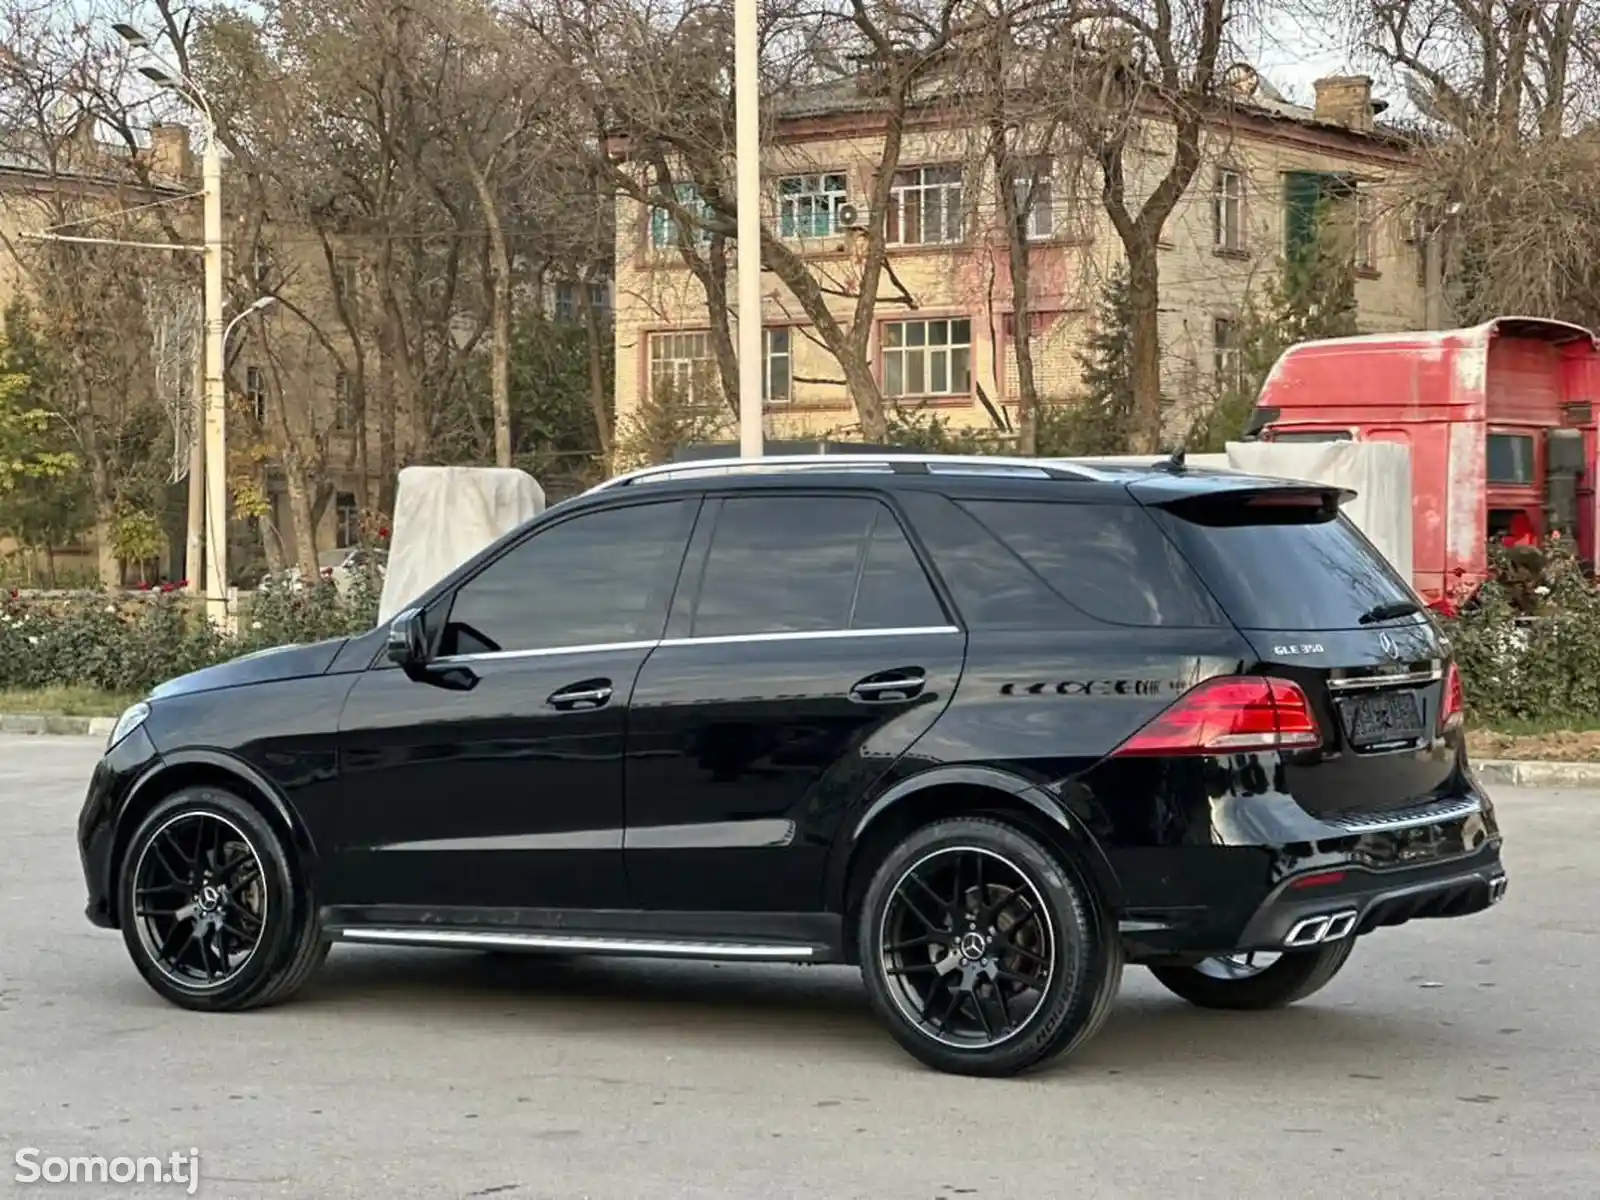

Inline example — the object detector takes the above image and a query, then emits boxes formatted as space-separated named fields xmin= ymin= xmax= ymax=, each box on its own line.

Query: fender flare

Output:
xmin=827 ymin=765 xmax=1119 ymax=913
xmin=109 ymin=749 xmax=317 ymax=910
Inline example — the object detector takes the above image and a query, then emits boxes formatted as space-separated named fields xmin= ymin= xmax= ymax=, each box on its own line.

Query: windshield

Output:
xmin=1152 ymin=492 xmax=1418 ymax=632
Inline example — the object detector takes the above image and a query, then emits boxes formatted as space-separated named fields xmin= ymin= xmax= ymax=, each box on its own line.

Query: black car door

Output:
xmin=327 ymin=497 xmax=698 ymax=912
xmin=623 ymin=490 xmax=966 ymax=914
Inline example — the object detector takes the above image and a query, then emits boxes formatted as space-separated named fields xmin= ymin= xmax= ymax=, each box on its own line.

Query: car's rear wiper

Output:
xmin=1359 ymin=599 xmax=1422 ymax=625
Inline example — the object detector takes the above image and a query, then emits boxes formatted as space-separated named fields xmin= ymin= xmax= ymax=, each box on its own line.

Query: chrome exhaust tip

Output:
xmin=1284 ymin=915 xmax=1332 ymax=948
xmin=1322 ymin=910 xmax=1359 ymax=941
xmin=1488 ymin=875 xmax=1508 ymax=904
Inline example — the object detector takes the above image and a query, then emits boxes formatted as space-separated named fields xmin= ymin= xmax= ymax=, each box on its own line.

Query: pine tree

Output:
xmin=1036 ymin=266 xmax=1138 ymax=456
xmin=1195 ymin=227 xmax=1360 ymax=451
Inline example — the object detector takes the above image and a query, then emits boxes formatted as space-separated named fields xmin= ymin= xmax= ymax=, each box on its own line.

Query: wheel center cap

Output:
xmin=197 ymin=885 xmax=222 ymax=912
xmin=958 ymin=931 xmax=988 ymax=960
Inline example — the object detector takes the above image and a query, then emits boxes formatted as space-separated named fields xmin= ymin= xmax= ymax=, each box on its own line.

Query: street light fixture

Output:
xmin=224 ymin=295 xmax=278 ymax=349
xmin=114 ymin=22 xmax=230 ymax=629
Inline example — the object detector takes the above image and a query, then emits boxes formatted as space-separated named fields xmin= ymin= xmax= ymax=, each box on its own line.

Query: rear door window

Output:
xmin=1151 ymin=492 xmax=1415 ymax=632
xmin=959 ymin=500 xmax=1225 ymax=627
xmin=689 ymin=495 xmax=944 ymax=637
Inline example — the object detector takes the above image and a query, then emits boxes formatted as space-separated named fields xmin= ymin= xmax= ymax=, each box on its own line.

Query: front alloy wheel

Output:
xmin=860 ymin=816 xmax=1121 ymax=1077
xmin=118 ymin=787 xmax=329 ymax=1011
xmin=130 ymin=810 xmax=268 ymax=991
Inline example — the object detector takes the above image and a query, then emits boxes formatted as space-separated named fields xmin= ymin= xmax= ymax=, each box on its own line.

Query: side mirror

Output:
xmin=386 ymin=608 xmax=429 ymax=670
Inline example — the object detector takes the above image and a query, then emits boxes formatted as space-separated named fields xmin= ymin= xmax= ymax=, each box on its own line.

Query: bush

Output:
xmin=0 ymin=563 xmax=382 ymax=696
xmin=1444 ymin=540 xmax=1600 ymax=725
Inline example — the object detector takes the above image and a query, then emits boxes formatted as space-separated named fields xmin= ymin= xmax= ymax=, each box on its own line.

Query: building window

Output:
xmin=333 ymin=371 xmax=353 ymax=431
xmin=886 ymin=165 xmax=963 ymax=246
xmin=554 ymin=282 xmax=577 ymax=322
xmin=778 ymin=173 xmax=847 ymax=238
xmin=1213 ymin=317 xmax=1243 ymax=392
xmin=335 ymin=491 xmax=359 ymax=548
xmin=882 ymin=318 xmax=972 ymax=397
xmin=764 ymin=328 xmax=791 ymax=402
xmin=245 ymin=365 xmax=267 ymax=423
xmin=1012 ymin=158 xmax=1054 ymax=240
xmin=587 ymin=281 xmax=611 ymax=318
xmin=1354 ymin=191 xmax=1378 ymax=271
xmin=649 ymin=183 xmax=713 ymax=248
xmin=648 ymin=330 xmax=716 ymax=405
xmin=1213 ymin=167 xmax=1245 ymax=252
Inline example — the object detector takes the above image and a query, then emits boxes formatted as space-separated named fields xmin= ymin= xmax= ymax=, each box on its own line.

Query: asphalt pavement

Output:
xmin=2 ymin=735 xmax=1596 ymax=1199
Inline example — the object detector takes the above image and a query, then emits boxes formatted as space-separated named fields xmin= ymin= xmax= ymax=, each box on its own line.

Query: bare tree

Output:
xmin=0 ymin=9 xmax=181 ymax=584
xmin=1342 ymin=0 xmax=1600 ymax=324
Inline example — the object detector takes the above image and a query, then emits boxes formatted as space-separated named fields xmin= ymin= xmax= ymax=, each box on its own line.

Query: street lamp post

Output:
xmin=115 ymin=23 xmax=231 ymax=628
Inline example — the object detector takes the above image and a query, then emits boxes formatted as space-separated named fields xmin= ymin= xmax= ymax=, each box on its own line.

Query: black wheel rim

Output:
xmin=131 ymin=811 xmax=268 ymax=991
xmin=878 ymin=846 xmax=1057 ymax=1050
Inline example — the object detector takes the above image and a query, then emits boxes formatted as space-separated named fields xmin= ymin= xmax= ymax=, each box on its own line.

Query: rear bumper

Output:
xmin=1234 ymin=844 xmax=1506 ymax=952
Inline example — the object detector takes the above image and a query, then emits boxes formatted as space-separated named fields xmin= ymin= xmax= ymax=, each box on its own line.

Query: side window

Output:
xmin=896 ymin=491 xmax=1084 ymax=630
xmin=690 ymin=496 xmax=873 ymax=637
xmin=441 ymin=500 xmax=693 ymax=656
xmin=1487 ymin=433 xmax=1535 ymax=485
xmin=850 ymin=506 xmax=947 ymax=630
xmin=960 ymin=500 xmax=1224 ymax=627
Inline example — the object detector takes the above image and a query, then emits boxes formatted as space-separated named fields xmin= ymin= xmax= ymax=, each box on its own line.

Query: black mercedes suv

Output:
xmin=77 ymin=453 xmax=1506 ymax=1076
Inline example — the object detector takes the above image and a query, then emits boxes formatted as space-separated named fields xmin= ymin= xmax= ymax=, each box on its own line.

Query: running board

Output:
xmin=331 ymin=926 xmax=822 ymax=961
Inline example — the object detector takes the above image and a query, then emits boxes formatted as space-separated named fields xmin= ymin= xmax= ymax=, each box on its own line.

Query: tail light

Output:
xmin=1112 ymin=676 xmax=1322 ymax=757
xmin=1440 ymin=661 xmax=1465 ymax=731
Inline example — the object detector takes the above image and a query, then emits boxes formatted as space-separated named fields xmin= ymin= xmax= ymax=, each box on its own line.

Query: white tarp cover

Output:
xmin=378 ymin=466 xmax=546 ymax=623
xmin=1223 ymin=440 xmax=1414 ymax=581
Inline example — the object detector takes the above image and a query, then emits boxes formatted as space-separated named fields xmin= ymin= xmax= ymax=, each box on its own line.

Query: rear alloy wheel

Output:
xmin=119 ymin=787 xmax=328 ymax=1012
xmin=1148 ymin=940 xmax=1356 ymax=1011
xmin=859 ymin=816 xmax=1120 ymax=1077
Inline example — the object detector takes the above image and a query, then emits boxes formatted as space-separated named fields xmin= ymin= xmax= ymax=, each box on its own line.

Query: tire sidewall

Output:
xmin=858 ymin=817 xmax=1107 ymax=1076
xmin=118 ymin=787 xmax=305 ymax=1010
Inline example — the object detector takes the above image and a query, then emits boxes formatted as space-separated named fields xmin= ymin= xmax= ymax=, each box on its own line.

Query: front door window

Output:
xmin=440 ymin=500 xmax=695 ymax=657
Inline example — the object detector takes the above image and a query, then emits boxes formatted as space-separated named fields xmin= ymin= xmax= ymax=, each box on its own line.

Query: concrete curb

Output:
xmin=0 ymin=714 xmax=115 ymax=738
xmin=1475 ymin=759 xmax=1600 ymax=788
xmin=2 ymin=714 xmax=1598 ymax=786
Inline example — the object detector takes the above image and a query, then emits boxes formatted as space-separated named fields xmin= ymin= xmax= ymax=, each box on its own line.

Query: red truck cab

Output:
xmin=1246 ymin=317 xmax=1599 ymax=603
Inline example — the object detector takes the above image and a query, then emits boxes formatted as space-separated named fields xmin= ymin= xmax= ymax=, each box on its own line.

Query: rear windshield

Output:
xmin=1151 ymin=492 xmax=1415 ymax=632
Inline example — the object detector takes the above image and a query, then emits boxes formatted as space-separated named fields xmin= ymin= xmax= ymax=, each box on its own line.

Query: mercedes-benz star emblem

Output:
xmin=1379 ymin=632 xmax=1402 ymax=662
xmin=958 ymin=931 xmax=988 ymax=960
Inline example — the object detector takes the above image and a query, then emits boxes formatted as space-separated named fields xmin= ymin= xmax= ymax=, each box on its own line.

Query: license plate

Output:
xmin=1340 ymin=690 xmax=1425 ymax=748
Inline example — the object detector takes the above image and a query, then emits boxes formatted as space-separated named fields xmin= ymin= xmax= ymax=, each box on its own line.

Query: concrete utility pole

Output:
xmin=200 ymin=131 xmax=227 ymax=627
xmin=114 ymin=22 xmax=232 ymax=628
xmin=733 ymin=0 xmax=764 ymax=458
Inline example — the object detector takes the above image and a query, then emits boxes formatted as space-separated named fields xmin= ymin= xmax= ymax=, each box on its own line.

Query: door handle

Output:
xmin=547 ymin=679 xmax=614 ymax=710
xmin=850 ymin=669 xmax=927 ymax=703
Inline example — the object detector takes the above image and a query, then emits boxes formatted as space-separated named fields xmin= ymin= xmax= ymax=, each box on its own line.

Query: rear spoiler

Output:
xmin=1127 ymin=477 xmax=1356 ymax=514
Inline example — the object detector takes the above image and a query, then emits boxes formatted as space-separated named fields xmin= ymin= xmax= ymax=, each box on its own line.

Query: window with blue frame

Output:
xmin=649 ymin=183 xmax=714 ymax=248
xmin=778 ymin=174 xmax=847 ymax=238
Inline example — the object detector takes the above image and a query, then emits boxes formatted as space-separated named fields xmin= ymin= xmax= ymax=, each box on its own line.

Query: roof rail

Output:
xmin=584 ymin=453 xmax=1113 ymax=496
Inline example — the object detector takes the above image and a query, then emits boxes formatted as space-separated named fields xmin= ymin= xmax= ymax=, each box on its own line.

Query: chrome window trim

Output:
xmin=658 ymin=625 xmax=960 ymax=650
xmin=431 ymin=624 xmax=962 ymax=666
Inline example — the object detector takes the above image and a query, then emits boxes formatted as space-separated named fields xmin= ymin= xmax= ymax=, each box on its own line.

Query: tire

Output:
xmin=117 ymin=786 xmax=328 ymax=1012
xmin=1148 ymin=940 xmax=1355 ymax=1011
xmin=858 ymin=816 xmax=1119 ymax=1077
